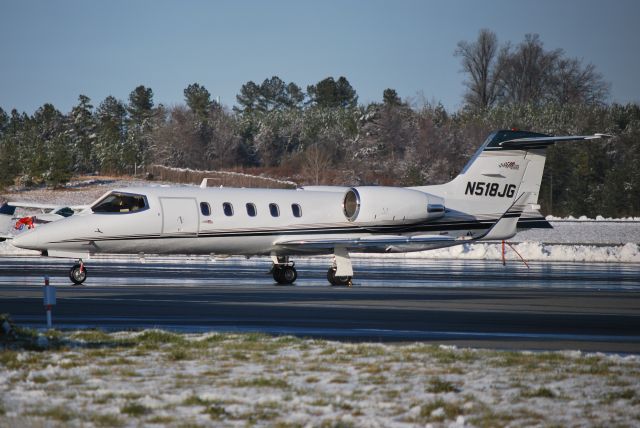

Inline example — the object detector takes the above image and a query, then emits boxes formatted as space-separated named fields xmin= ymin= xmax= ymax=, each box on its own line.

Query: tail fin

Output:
xmin=0 ymin=203 xmax=17 ymax=241
xmin=414 ymin=130 xmax=610 ymax=218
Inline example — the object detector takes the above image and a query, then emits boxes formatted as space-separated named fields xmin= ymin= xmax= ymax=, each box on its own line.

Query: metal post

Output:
xmin=46 ymin=306 xmax=52 ymax=329
xmin=43 ymin=276 xmax=56 ymax=329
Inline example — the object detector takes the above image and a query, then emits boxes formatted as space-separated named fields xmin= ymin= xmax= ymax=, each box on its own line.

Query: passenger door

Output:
xmin=160 ymin=197 xmax=199 ymax=235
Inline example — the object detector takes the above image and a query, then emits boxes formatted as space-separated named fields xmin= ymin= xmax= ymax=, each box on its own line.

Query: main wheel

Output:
xmin=273 ymin=266 xmax=297 ymax=285
xmin=69 ymin=263 xmax=87 ymax=285
xmin=327 ymin=268 xmax=352 ymax=287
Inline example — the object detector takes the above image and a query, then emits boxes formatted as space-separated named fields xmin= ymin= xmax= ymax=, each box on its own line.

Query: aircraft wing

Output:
xmin=276 ymin=192 xmax=532 ymax=251
xmin=275 ymin=234 xmax=462 ymax=251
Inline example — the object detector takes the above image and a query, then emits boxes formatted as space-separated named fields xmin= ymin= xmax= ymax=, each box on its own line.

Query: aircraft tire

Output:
xmin=327 ymin=268 xmax=352 ymax=287
xmin=273 ymin=266 xmax=297 ymax=285
xmin=327 ymin=268 xmax=336 ymax=285
xmin=69 ymin=263 xmax=87 ymax=285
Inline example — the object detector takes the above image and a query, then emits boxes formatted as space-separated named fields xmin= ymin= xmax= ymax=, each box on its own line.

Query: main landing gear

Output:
xmin=271 ymin=256 xmax=297 ymax=285
xmin=69 ymin=259 xmax=87 ymax=285
xmin=271 ymin=247 xmax=354 ymax=287
xmin=328 ymin=246 xmax=353 ymax=287
xmin=327 ymin=267 xmax=352 ymax=287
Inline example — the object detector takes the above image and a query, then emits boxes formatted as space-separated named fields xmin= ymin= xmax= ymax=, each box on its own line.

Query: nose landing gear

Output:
xmin=69 ymin=259 xmax=87 ymax=285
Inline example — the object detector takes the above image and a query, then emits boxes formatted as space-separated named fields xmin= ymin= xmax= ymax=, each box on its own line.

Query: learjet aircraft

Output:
xmin=9 ymin=129 xmax=609 ymax=286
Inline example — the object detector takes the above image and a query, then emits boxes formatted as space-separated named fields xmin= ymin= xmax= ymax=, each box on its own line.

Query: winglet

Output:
xmin=480 ymin=192 xmax=531 ymax=241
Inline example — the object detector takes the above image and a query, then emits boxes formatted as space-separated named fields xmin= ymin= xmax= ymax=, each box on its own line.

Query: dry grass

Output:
xmin=0 ymin=326 xmax=639 ymax=427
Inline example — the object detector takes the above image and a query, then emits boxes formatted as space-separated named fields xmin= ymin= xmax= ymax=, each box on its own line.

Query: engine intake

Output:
xmin=342 ymin=187 xmax=445 ymax=225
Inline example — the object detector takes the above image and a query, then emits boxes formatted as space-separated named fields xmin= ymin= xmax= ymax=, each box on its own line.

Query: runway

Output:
xmin=1 ymin=256 xmax=639 ymax=352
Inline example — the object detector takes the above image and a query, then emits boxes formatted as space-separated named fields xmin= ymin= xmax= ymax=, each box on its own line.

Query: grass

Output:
xmin=31 ymin=375 xmax=48 ymax=384
xmin=418 ymin=399 xmax=464 ymax=422
xmin=88 ymin=413 xmax=125 ymax=427
xmin=0 ymin=350 xmax=20 ymax=369
xmin=182 ymin=395 xmax=234 ymax=408
xmin=602 ymin=389 xmax=636 ymax=404
xmin=427 ymin=377 xmax=460 ymax=393
xmin=146 ymin=415 xmax=175 ymax=424
xmin=203 ymin=404 xmax=228 ymax=420
xmin=521 ymin=386 xmax=556 ymax=398
xmin=1 ymin=325 xmax=639 ymax=427
xmin=120 ymin=402 xmax=151 ymax=417
xmin=32 ymin=405 xmax=76 ymax=422
xmin=235 ymin=377 xmax=290 ymax=389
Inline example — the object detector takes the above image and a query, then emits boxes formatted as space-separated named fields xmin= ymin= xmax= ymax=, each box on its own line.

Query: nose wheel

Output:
xmin=69 ymin=260 xmax=87 ymax=285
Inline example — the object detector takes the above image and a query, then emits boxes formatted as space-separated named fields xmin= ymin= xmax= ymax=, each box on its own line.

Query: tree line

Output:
xmin=0 ymin=30 xmax=638 ymax=217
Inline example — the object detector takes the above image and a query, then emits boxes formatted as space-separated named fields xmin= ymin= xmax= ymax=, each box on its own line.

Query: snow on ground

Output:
xmin=546 ymin=215 xmax=640 ymax=221
xmin=1 ymin=329 xmax=639 ymax=427
xmin=0 ymin=176 xmax=191 ymax=207
xmin=357 ymin=242 xmax=640 ymax=263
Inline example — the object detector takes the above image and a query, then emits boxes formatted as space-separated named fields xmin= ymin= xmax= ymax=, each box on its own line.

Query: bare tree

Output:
xmin=455 ymin=29 xmax=507 ymax=110
xmin=457 ymin=32 xmax=610 ymax=107
xmin=498 ymin=34 xmax=561 ymax=105
xmin=302 ymin=143 xmax=332 ymax=185
xmin=205 ymin=107 xmax=241 ymax=169
xmin=552 ymin=58 xmax=610 ymax=105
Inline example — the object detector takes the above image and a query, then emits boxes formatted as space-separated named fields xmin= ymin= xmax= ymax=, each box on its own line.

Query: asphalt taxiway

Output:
xmin=1 ymin=257 xmax=639 ymax=352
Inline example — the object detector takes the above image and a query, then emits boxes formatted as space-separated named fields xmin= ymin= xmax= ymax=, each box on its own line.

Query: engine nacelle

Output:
xmin=342 ymin=187 xmax=445 ymax=224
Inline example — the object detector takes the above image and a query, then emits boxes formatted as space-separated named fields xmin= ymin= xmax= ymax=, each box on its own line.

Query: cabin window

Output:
xmin=269 ymin=203 xmax=280 ymax=217
xmin=291 ymin=203 xmax=302 ymax=218
xmin=223 ymin=202 xmax=234 ymax=216
xmin=246 ymin=203 xmax=257 ymax=217
xmin=200 ymin=202 xmax=211 ymax=216
xmin=55 ymin=207 xmax=75 ymax=218
xmin=92 ymin=192 xmax=148 ymax=214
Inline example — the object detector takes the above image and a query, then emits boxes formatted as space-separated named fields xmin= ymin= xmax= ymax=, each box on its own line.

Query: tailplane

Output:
xmin=414 ymin=130 xmax=610 ymax=219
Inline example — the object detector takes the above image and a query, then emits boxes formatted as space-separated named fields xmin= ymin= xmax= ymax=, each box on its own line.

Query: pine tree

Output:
xmin=382 ymin=89 xmax=402 ymax=107
xmin=127 ymin=86 xmax=154 ymax=171
xmin=184 ymin=83 xmax=214 ymax=119
xmin=0 ymin=107 xmax=18 ymax=187
xmin=69 ymin=94 xmax=96 ymax=173
xmin=235 ymin=81 xmax=261 ymax=113
xmin=307 ymin=76 xmax=357 ymax=108
xmin=96 ymin=96 xmax=127 ymax=173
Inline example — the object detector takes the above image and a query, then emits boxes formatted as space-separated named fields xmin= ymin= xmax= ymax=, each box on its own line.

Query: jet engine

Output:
xmin=342 ymin=187 xmax=445 ymax=225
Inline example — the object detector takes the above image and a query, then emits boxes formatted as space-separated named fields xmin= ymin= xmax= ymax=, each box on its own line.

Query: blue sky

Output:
xmin=1 ymin=0 xmax=639 ymax=114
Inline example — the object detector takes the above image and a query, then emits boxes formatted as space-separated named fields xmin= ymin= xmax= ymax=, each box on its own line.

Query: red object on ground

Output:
xmin=14 ymin=216 xmax=35 ymax=230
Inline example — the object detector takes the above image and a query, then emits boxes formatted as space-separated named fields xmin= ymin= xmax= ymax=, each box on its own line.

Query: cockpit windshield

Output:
xmin=91 ymin=192 xmax=148 ymax=214
xmin=54 ymin=207 xmax=75 ymax=217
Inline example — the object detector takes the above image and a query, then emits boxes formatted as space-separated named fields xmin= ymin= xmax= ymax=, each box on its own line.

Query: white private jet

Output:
xmin=0 ymin=202 xmax=87 ymax=240
xmin=9 ymin=130 xmax=609 ymax=286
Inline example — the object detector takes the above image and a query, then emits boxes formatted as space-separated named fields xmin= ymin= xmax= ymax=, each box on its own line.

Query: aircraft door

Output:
xmin=160 ymin=197 xmax=199 ymax=235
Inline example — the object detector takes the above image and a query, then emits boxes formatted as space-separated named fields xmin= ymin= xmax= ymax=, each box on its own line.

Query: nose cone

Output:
xmin=12 ymin=229 xmax=42 ymax=250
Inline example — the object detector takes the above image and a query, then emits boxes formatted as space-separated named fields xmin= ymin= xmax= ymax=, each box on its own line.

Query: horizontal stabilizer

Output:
xmin=499 ymin=133 xmax=611 ymax=149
